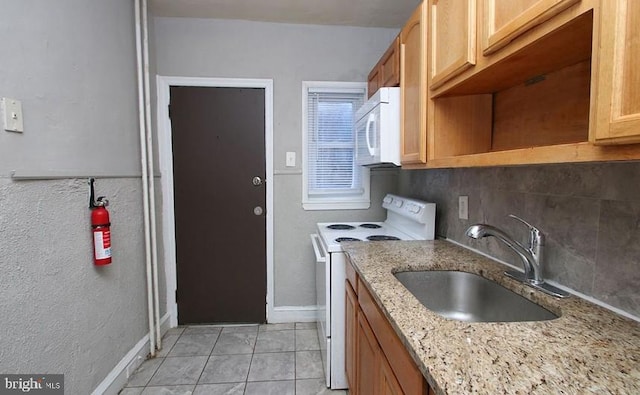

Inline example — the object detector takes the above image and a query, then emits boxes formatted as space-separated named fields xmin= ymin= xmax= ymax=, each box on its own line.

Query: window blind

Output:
xmin=306 ymin=88 xmax=365 ymax=197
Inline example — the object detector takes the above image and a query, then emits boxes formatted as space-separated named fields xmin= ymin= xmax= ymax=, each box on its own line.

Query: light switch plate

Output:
xmin=1 ymin=97 xmax=24 ymax=133
xmin=459 ymin=196 xmax=469 ymax=220
xmin=286 ymin=151 xmax=296 ymax=167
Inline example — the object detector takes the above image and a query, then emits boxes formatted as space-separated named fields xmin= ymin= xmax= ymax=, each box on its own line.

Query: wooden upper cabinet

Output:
xmin=481 ymin=0 xmax=581 ymax=55
xmin=380 ymin=37 xmax=401 ymax=87
xmin=368 ymin=67 xmax=381 ymax=98
xmin=430 ymin=0 xmax=477 ymax=90
xmin=400 ymin=2 xmax=427 ymax=165
xmin=368 ymin=37 xmax=400 ymax=98
xmin=410 ymin=0 xmax=640 ymax=168
xmin=592 ymin=0 xmax=640 ymax=145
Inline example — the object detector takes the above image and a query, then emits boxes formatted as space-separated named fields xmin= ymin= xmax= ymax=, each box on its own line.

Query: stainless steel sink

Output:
xmin=394 ymin=270 xmax=558 ymax=323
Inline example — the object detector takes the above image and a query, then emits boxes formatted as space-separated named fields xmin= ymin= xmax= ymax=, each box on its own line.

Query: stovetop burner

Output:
xmin=359 ymin=223 xmax=382 ymax=229
xmin=327 ymin=224 xmax=356 ymax=230
xmin=335 ymin=237 xmax=362 ymax=243
xmin=367 ymin=235 xmax=401 ymax=241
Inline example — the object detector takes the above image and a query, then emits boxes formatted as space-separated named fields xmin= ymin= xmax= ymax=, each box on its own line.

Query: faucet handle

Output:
xmin=508 ymin=214 xmax=544 ymax=246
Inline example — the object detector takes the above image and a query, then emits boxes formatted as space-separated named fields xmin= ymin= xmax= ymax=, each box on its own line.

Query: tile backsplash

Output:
xmin=399 ymin=162 xmax=640 ymax=318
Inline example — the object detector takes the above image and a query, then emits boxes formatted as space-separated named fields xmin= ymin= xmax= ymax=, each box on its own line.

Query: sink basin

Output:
xmin=394 ymin=270 xmax=558 ymax=323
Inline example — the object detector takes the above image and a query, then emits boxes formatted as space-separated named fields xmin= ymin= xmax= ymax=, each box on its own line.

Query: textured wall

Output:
xmin=153 ymin=17 xmax=400 ymax=307
xmin=0 ymin=178 xmax=148 ymax=393
xmin=399 ymin=162 xmax=640 ymax=318
xmin=0 ymin=1 xmax=150 ymax=393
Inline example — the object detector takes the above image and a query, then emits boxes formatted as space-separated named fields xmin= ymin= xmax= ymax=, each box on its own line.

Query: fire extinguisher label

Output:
xmin=94 ymin=230 xmax=112 ymax=260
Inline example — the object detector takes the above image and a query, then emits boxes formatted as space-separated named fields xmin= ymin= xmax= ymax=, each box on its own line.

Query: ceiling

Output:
xmin=148 ymin=0 xmax=422 ymax=28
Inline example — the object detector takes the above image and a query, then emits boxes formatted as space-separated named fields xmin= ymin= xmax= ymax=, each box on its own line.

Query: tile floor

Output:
xmin=120 ymin=322 xmax=348 ymax=395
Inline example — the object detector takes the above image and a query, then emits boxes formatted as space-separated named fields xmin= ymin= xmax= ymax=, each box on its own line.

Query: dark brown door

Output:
xmin=170 ymin=86 xmax=266 ymax=324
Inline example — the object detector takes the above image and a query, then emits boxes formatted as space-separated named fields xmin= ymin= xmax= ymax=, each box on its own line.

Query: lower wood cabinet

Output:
xmin=356 ymin=310 xmax=380 ymax=395
xmin=345 ymin=260 xmax=432 ymax=395
xmin=345 ymin=280 xmax=358 ymax=392
xmin=380 ymin=352 xmax=405 ymax=395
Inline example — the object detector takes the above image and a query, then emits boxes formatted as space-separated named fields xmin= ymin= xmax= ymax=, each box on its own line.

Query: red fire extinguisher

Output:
xmin=89 ymin=178 xmax=112 ymax=265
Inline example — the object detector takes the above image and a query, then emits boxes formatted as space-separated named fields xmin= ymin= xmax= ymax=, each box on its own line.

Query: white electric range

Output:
xmin=310 ymin=194 xmax=436 ymax=389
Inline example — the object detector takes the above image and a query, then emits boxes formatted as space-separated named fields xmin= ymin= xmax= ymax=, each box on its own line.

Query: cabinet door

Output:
xmin=356 ymin=312 xmax=380 ymax=395
xmin=380 ymin=37 xmax=401 ymax=87
xmin=400 ymin=2 xmax=427 ymax=165
xmin=368 ymin=67 xmax=381 ymax=99
xmin=482 ymin=0 xmax=581 ymax=55
xmin=345 ymin=281 xmax=358 ymax=393
xmin=430 ymin=0 xmax=477 ymax=90
xmin=592 ymin=0 xmax=640 ymax=145
xmin=380 ymin=354 xmax=404 ymax=395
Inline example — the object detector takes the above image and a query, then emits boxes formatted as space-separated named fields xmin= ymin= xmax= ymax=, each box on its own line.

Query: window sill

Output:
xmin=302 ymin=200 xmax=371 ymax=211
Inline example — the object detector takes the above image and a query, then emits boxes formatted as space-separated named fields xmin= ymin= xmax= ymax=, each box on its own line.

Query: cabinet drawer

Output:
xmin=346 ymin=259 xmax=358 ymax=293
xmin=358 ymin=278 xmax=426 ymax=395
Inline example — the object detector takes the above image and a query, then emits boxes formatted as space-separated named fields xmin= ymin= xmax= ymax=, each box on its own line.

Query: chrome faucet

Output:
xmin=466 ymin=215 xmax=568 ymax=298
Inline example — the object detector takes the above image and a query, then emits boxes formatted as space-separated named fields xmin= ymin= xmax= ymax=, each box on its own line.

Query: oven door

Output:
xmin=311 ymin=233 xmax=331 ymax=386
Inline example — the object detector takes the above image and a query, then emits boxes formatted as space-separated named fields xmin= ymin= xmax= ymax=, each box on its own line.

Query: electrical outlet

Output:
xmin=459 ymin=196 xmax=469 ymax=220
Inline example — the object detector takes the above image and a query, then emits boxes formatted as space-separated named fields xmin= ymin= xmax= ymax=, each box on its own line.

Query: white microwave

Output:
xmin=354 ymin=87 xmax=400 ymax=167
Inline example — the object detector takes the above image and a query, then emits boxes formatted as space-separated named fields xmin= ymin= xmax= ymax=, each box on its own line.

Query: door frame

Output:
xmin=157 ymin=76 xmax=274 ymax=327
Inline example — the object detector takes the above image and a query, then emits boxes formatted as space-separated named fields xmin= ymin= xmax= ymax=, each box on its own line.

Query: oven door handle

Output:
xmin=310 ymin=233 xmax=327 ymax=263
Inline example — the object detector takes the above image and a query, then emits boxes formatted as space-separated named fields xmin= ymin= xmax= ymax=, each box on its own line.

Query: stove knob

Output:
xmin=408 ymin=204 xmax=421 ymax=214
xmin=394 ymin=200 xmax=403 ymax=208
xmin=383 ymin=196 xmax=393 ymax=204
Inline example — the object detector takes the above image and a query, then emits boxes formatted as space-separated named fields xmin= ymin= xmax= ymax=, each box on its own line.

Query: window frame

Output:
xmin=301 ymin=81 xmax=370 ymax=211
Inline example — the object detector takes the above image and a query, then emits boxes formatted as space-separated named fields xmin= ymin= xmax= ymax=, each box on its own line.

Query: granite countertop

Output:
xmin=342 ymin=239 xmax=640 ymax=394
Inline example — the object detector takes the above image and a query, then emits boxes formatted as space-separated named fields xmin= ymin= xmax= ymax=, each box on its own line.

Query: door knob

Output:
xmin=253 ymin=206 xmax=264 ymax=216
xmin=252 ymin=176 xmax=263 ymax=186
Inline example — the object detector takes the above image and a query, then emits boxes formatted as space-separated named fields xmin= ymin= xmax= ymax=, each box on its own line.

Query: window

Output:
xmin=302 ymin=81 xmax=369 ymax=210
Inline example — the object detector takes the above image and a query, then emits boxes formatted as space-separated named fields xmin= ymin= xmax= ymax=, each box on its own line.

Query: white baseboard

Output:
xmin=92 ymin=313 xmax=171 ymax=395
xmin=269 ymin=305 xmax=317 ymax=323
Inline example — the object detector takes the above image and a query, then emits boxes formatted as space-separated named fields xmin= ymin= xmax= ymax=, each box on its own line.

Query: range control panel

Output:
xmin=382 ymin=194 xmax=435 ymax=225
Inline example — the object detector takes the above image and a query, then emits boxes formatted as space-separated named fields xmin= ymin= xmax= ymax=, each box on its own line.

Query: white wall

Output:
xmin=0 ymin=1 xmax=149 ymax=393
xmin=153 ymin=18 xmax=400 ymax=308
